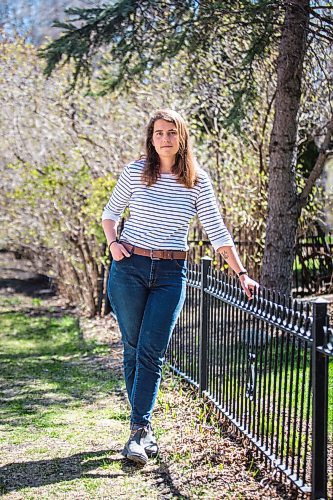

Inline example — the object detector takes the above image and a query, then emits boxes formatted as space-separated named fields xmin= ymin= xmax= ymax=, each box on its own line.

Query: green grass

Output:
xmin=0 ymin=308 xmax=147 ymax=498
xmin=177 ymin=336 xmax=333 ymax=454
xmin=1 ymin=295 xmax=22 ymax=307
xmin=0 ymin=301 xmax=183 ymax=498
xmin=0 ymin=311 xmax=124 ymax=438
xmin=0 ymin=312 xmax=120 ymax=411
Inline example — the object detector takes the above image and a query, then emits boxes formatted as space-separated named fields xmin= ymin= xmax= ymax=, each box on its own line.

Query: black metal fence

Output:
xmin=294 ymin=232 xmax=333 ymax=296
xmin=187 ymin=227 xmax=333 ymax=297
xmin=167 ymin=257 xmax=333 ymax=498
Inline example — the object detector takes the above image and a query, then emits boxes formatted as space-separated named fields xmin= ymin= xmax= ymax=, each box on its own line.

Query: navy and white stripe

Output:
xmin=102 ymin=159 xmax=234 ymax=251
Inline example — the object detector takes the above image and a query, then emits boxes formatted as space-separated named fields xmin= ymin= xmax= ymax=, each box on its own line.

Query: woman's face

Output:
xmin=151 ymin=119 xmax=180 ymax=160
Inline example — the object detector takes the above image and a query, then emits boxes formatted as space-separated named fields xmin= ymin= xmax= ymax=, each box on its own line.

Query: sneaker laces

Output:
xmin=129 ymin=425 xmax=149 ymax=438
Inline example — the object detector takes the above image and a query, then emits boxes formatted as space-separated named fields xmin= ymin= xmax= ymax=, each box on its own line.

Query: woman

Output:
xmin=102 ymin=109 xmax=258 ymax=466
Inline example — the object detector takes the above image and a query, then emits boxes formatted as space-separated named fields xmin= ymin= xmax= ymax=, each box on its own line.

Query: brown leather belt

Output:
xmin=120 ymin=241 xmax=188 ymax=260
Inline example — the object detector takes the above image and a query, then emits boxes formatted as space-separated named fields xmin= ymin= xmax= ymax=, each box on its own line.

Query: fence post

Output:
xmin=311 ymin=298 xmax=329 ymax=500
xmin=199 ymin=256 xmax=212 ymax=396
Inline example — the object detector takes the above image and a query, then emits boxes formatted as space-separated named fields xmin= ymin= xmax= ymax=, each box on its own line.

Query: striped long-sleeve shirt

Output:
xmin=102 ymin=159 xmax=234 ymax=251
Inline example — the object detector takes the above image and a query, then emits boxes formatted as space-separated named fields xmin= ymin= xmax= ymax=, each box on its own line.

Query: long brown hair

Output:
xmin=141 ymin=109 xmax=198 ymax=188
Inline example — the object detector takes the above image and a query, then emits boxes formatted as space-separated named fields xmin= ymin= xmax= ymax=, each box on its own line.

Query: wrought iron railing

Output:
xmin=187 ymin=229 xmax=333 ymax=297
xmin=167 ymin=257 xmax=333 ymax=498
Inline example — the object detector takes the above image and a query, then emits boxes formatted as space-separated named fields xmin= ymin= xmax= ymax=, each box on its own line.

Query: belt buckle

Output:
xmin=150 ymin=249 xmax=160 ymax=260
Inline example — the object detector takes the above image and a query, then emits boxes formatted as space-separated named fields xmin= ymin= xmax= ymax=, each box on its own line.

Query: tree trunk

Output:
xmin=261 ymin=0 xmax=309 ymax=294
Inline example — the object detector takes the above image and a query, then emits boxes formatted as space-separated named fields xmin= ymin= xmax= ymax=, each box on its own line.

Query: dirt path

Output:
xmin=0 ymin=253 xmax=298 ymax=499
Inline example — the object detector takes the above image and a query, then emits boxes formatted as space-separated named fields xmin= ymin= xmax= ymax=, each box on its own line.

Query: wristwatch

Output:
xmin=238 ymin=270 xmax=248 ymax=277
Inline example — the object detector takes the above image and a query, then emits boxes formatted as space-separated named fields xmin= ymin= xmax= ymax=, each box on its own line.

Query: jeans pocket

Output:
xmin=114 ymin=255 xmax=131 ymax=264
xmin=114 ymin=257 xmax=125 ymax=263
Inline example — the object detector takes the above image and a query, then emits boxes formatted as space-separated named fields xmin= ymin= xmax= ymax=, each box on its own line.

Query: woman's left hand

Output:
xmin=239 ymin=274 xmax=260 ymax=300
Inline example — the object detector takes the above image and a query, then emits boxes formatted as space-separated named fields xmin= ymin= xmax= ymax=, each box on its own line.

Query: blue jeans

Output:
xmin=107 ymin=254 xmax=187 ymax=427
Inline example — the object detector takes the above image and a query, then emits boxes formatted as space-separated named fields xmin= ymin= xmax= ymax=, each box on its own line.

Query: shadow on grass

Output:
xmin=0 ymin=449 xmax=123 ymax=493
xmin=0 ymin=450 xmax=189 ymax=498
xmin=152 ymin=457 xmax=192 ymax=499
xmin=0 ymin=276 xmax=55 ymax=298
xmin=0 ymin=305 xmax=77 ymax=318
xmin=82 ymin=455 xmax=190 ymax=499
